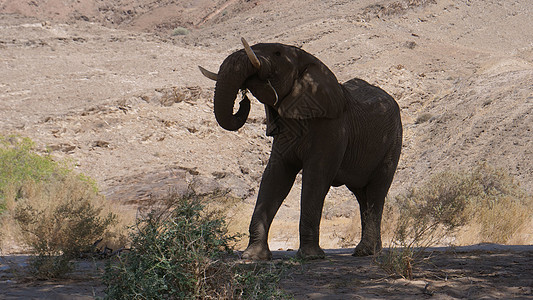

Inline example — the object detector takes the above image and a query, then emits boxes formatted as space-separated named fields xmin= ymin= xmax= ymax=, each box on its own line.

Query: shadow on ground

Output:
xmin=1 ymin=244 xmax=531 ymax=299
xmin=274 ymin=245 xmax=533 ymax=299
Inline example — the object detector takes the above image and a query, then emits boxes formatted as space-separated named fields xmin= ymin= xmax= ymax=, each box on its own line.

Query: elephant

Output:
xmin=199 ymin=38 xmax=402 ymax=260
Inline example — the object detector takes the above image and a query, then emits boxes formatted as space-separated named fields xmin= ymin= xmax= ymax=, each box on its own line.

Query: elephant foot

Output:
xmin=352 ymin=240 xmax=382 ymax=257
xmin=242 ymin=243 xmax=272 ymax=261
xmin=296 ymin=245 xmax=325 ymax=260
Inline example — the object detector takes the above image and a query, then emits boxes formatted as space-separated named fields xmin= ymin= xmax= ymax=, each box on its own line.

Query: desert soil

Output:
xmin=1 ymin=0 xmax=532 ymax=298
xmin=1 ymin=246 xmax=532 ymax=299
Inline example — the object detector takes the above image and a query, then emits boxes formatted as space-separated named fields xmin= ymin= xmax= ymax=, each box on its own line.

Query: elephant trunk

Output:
xmin=213 ymin=50 xmax=258 ymax=131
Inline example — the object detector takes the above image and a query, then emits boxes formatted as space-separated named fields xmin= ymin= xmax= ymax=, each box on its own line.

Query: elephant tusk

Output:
xmin=267 ymin=80 xmax=279 ymax=106
xmin=241 ymin=37 xmax=261 ymax=70
xmin=198 ymin=65 xmax=218 ymax=81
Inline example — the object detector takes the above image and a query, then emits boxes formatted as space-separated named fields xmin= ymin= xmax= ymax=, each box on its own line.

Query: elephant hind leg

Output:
xmin=350 ymin=149 xmax=399 ymax=256
xmin=349 ymin=181 xmax=390 ymax=256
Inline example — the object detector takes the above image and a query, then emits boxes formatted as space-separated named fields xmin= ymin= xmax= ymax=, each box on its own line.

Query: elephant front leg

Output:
xmin=297 ymin=167 xmax=340 ymax=260
xmin=242 ymin=159 xmax=299 ymax=260
xmin=297 ymin=119 xmax=347 ymax=260
xmin=297 ymin=187 xmax=328 ymax=259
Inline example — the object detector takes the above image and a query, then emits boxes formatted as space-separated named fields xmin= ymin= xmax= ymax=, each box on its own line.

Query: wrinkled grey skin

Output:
xmin=210 ymin=42 xmax=402 ymax=260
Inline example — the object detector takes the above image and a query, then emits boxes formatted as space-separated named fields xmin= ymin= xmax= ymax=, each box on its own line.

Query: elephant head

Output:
xmin=200 ymin=38 xmax=345 ymax=131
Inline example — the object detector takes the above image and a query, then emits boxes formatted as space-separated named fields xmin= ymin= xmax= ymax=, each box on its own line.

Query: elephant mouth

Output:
xmin=244 ymin=75 xmax=279 ymax=107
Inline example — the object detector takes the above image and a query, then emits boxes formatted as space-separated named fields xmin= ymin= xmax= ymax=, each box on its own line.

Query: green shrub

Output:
xmin=103 ymin=191 xmax=290 ymax=299
xmin=233 ymin=262 xmax=290 ymax=299
xmin=26 ymin=254 xmax=73 ymax=280
xmin=1 ymin=135 xmax=120 ymax=278
xmin=0 ymin=136 xmax=63 ymax=213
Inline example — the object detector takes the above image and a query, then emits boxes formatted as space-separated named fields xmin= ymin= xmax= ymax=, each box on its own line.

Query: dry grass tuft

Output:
xmin=375 ymin=163 xmax=532 ymax=279
xmin=459 ymin=164 xmax=532 ymax=244
xmin=13 ymin=176 xmax=117 ymax=254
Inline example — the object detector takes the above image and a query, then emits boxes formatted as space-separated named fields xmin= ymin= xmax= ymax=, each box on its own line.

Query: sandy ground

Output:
xmin=1 ymin=0 xmax=532 ymax=298
xmin=1 ymin=245 xmax=532 ymax=299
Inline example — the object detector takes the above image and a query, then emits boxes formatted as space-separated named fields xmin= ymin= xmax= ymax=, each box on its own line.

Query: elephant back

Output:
xmin=342 ymin=78 xmax=400 ymax=118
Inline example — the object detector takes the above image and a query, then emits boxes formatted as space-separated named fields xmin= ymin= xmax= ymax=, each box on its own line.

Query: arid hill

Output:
xmin=1 ymin=0 xmax=532 ymax=298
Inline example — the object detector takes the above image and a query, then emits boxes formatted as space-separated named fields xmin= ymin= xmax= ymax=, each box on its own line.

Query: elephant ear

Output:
xmin=277 ymin=63 xmax=345 ymax=119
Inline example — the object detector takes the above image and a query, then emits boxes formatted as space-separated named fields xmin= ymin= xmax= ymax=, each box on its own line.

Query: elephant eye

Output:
xmin=274 ymin=51 xmax=281 ymax=57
